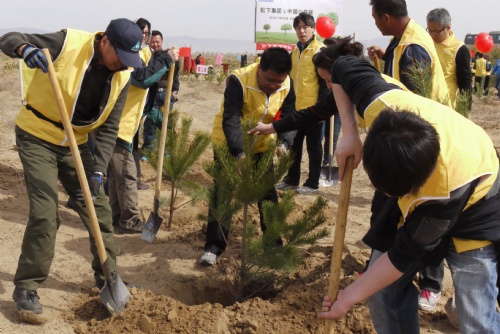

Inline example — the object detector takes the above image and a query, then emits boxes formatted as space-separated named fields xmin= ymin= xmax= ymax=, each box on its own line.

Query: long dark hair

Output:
xmin=312 ymin=36 xmax=364 ymax=71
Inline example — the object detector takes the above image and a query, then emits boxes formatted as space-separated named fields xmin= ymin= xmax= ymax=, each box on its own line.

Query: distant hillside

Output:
xmin=1 ymin=27 xmax=391 ymax=55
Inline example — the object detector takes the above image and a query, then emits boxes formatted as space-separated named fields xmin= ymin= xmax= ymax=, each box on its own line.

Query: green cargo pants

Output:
xmin=14 ymin=131 xmax=116 ymax=290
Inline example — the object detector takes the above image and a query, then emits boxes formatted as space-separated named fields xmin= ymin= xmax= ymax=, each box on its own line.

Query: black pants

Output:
xmin=204 ymin=151 xmax=278 ymax=255
xmin=418 ymin=260 xmax=444 ymax=293
xmin=283 ymin=121 xmax=323 ymax=189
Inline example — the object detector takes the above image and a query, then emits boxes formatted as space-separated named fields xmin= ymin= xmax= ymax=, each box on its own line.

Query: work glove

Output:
xmin=89 ymin=172 xmax=104 ymax=202
xmin=22 ymin=46 xmax=48 ymax=73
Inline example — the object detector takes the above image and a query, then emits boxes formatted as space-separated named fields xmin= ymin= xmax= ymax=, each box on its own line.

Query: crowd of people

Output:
xmin=2 ymin=0 xmax=500 ymax=332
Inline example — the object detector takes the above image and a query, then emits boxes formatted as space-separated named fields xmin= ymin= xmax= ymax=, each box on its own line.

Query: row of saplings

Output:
xmin=144 ymin=112 xmax=329 ymax=301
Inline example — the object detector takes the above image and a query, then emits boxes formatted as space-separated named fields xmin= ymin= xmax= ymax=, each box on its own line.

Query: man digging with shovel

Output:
xmin=0 ymin=18 xmax=142 ymax=323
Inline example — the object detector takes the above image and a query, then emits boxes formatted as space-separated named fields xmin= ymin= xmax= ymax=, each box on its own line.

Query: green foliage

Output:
xmin=204 ymin=71 xmax=216 ymax=83
xmin=403 ymin=60 xmax=433 ymax=99
xmin=216 ymin=71 xmax=227 ymax=86
xmin=455 ymin=89 xmax=472 ymax=118
xmin=193 ymin=72 xmax=201 ymax=81
xmin=147 ymin=111 xmax=211 ymax=228
xmin=263 ymin=24 xmax=271 ymax=34
xmin=205 ymin=120 xmax=329 ymax=301
xmin=280 ymin=23 xmax=293 ymax=35
xmin=318 ymin=12 xmax=339 ymax=26
xmin=2 ymin=61 xmax=19 ymax=70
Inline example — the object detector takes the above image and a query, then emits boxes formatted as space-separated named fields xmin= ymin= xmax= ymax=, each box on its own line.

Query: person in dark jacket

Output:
xmin=0 ymin=18 xmax=142 ymax=319
xmin=199 ymin=47 xmax=296 ymax=266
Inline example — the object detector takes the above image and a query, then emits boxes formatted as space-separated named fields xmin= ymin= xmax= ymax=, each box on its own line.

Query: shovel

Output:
xmin=142 ymin=57 xmax=176 ymax=243
xmin=324 ymin=156 xmax=354 ymax=334
xmin=43 ymin=49 xmax=130 ymax=315
xmin=320 ymin=116 xmax=339 ymax=187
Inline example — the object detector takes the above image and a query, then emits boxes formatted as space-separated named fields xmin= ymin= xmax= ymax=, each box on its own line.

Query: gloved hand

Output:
xmin=22 ymin=46 xmax=48 ymax=73
xmin=89 ymin=172 xmax=104 ymax=202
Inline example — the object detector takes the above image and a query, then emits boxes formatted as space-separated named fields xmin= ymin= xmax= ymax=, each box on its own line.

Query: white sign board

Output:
xmin=196 ymin=65 xmax=208 ymax=75
xmin=255 ymin=0 xmax=343 ymax=50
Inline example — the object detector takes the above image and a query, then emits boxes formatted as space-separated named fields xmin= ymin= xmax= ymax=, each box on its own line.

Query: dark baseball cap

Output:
xmin=105 ymin=18 xmax=142 ymax=68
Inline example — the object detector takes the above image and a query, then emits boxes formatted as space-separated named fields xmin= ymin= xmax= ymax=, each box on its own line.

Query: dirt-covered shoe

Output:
xmin=276 ymin=182 xmax=297 ymax=191
xmin=118 ymin=219 xmax=144 ymax=234
xmin=199 ymin=252 xmax=217 ymax=266
xmin=13 ymin=287 xmax=43 ymax=314
xmin=296 ymin=186 xmax=319 ymax=195
xmin=418 ymin=290 xmax=441 ymax=311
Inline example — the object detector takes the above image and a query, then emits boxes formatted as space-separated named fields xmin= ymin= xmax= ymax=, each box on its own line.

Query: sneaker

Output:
xmin=276 ymin=182 xmax=297 ymax=191
xmin=137 ymin=181 xmax=150 ymax=190
xmin=296 ymin=186 xmax=319 ymax=195
xmin=13 ymin=287 xmax=43 ymax=314
xmin=117 ymin=219 xmax=144 ymax=234
xmin=199 ymin=252 xmax=217 ymax=266
xmin=418 ymin=290 xmax=441 ymax=311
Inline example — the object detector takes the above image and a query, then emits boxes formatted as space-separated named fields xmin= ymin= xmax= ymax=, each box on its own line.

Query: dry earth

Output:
xmin=0 ymin=55 xmax=499 ymax=333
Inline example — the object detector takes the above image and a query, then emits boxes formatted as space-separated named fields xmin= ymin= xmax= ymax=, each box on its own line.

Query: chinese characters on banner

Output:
xmin=196 ymin=65 xmax=209 ymax=74
xmin=254 ymin=0 xmax=343 ymax=51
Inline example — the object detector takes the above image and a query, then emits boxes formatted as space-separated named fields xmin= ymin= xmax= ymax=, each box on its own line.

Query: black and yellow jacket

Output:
xmin=0 ymin=29 xmax=131 ymax=173
xmin=212 ymin=63 xmax=295 ymax=156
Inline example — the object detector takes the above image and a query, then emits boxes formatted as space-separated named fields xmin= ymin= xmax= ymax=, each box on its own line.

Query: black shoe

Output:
xmin=13 ymin=287 xmax=43 ymax=314
xmin=66 ymin=198 xmax=77 ymax=211
xmin=117 ymin=219 xmax=144 ymax=234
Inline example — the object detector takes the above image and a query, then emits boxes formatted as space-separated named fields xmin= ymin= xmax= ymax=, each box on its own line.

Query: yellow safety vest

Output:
xmin=392 ymin=19 xmax=450 ymax=105
xmin=16 ymin=29 xmax=131 ymax=146
xmin=363 ymin=89 xmax=498 ymax=252
xmin=117 ymin=47 xmax=153 ymax=143
xmin=434 ymin=32 xmax=464 ymax=109
xmin=212 ymin=63 xmax=291 ymax=153
xmin=291 ymin=36 xmax=324 ymax=110
xmin=475 ymin=58 xmax=487 ymax=77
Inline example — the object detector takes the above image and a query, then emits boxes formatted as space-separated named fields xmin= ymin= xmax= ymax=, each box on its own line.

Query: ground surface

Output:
xmin=1 ymin=56 xmax=499 ymax=333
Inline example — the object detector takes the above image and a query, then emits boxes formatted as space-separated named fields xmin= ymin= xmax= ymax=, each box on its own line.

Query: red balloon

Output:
xmin=475 ymin=32 xmax=494 ymax=53
xmin=316 ymin=16 xmax=336 ymax=39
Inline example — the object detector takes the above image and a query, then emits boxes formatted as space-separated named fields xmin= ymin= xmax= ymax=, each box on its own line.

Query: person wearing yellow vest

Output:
xmin=474 ymin=52 xmax=487 ymax=93
xmin=426 ymin=8 xmax=473 ymax=110
xmin=107 ymin=18 xmax=178 ymax=234
xmin=367 ymin=0 xmax=450 ymax=105
xmin=315 ymin=55 xmax=500 ymax=334
xmin=276 ymin=13 xmax=328 ymax=195
xmin=0 ymin=19 xmax=143 ymax=318
xmin=199 ymin=47 xmax=296 ymax=266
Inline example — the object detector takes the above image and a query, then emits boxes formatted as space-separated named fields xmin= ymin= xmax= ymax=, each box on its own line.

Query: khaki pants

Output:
xmin=108 ymin=145 xmax=139 ymax=226
xmin=14 ymin=131 xmax=116 ymax=289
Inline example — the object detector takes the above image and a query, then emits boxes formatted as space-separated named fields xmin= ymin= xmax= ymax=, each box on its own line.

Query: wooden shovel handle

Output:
xmin=154 ymin=55 xmax=176 ymax=200
xmin=42 ymin=49 xmax=109 ymax=267
xmin=325 ymin=155 xmax=354 ymax=334
xmin=373 ymin=55 xmax=381 ymax=73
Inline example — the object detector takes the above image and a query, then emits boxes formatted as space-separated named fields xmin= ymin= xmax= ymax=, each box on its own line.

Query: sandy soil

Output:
xmin=1 ymin=55 xmax=499 ymax=333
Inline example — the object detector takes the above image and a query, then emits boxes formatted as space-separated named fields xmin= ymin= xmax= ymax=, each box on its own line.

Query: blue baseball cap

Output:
xmin=105 ymin=18 xmax=142 ymax=68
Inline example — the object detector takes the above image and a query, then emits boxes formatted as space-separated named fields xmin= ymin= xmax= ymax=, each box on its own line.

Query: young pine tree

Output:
xmin=147 ymin=112 xmax=211 ymax=228
xmin=206 ymin=120 xmax=329 ymax=300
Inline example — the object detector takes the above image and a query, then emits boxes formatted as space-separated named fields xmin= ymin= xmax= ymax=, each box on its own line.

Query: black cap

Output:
xmin=105 ymin=18 xmax=142 ymax=68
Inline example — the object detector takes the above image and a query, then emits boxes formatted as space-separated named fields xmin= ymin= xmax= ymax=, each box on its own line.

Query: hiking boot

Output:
xmin=418 ymin=290 xmax=441 ymax=311
xmin=118 ymin=219 xmax=144 ymax=234
xmin=199 ymin=252 xmax=217 ymax=266
xmin=276 ymin=182 xmax=297 ymax=191
xmin=296 ymin=186 xmax=319 ymax=195
xmin=137 ymin=181 xmax=150 ymax=190
xmin=13 ymin=287 xmax=43 ymax=314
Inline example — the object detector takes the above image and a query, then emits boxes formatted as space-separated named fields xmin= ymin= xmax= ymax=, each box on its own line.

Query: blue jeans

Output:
xmin=367 ymin=244 xmax=500 ymax=333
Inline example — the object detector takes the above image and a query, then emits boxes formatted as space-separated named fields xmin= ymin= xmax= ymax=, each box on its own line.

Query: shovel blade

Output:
xmin=320 ymin=165 xmax=339 ymax=187
xmin=141 ymin=212 xmax=163 ymax=243
xmin=99 ymin=272 xmax=130 ymax=315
